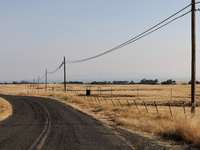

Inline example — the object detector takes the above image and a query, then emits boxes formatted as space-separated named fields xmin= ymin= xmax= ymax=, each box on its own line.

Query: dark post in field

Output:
xmin=104 ymin=98 xmax=108 ymax=104
xmin=191 ymin=0 xmax=196 ymax=114
xmin=134 ymin=100 xmax=139 ymax=111
xmin=110 ymin=99 xmax=115 ymax=107
xmin=64 ymin=56 xmax=66 ymax=92
xmin=143 ymin=101 xmax=148 ymax=113
xmin=168 ymin=102 xmax=172 ymax=116
xmin=154 ymin=101 xmax=159 ymax=115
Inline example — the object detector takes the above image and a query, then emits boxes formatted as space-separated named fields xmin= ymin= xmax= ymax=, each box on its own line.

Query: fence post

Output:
xmin=171 ymin=88 xmax=172 ymax=101
xmin=87 ymin=96 xmax=89 ymax=101
xmin=97 ymin=97 xmax=101 ymax=103
xmin=111 ymin=87 xmax=112 ymax=97
xmin=90 ymin=96 xmax=93 ymax=102
xmin=117 ymin=99 xmax=123 ymax=109
xmin=183 ymin=103 xmax=186 ymax=118
xmin=134 ymin=100 xmax=139 ymax=111
xmin=104 ymin=98 xmax=108 ymax=104
xmin=154 ymin=101 xmax=159 ymax=115
xmin=143 ymin=101 xmax=148 ymax=113
xmin=126 ymin=99 xmax=131 ymax=108
xmin=168 ymin=101 xmax=172 ymax=116
xmin=94 ymin=97 xmax=98 ymax=103
xmin=110 ymin=99 xmax=115 ymax=107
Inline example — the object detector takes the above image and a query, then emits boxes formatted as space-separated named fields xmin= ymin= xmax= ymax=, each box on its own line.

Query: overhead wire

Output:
xmin=66 ymin=3 xmax=192 ymax=64
xmin=125 ymin=10 xmax=192 ymax=46
xmin=39 ymin=72 xmax=46 ymax=80
xmin=34 ymin=2 xmax=200 ymax=83
xmin=48 ymin=62 xmax=64 ymax=75
xmin=38 ymin=61 xmax=63 ymax=82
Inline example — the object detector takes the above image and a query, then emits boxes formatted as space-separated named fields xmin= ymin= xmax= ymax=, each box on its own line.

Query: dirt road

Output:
xmin=0 ymin=94 xmax=197 ymax=150
xmin=0 ymin=95 xmax=132 ymax=150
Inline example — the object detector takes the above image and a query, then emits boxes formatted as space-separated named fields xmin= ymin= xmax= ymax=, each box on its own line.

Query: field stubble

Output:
xmin=1 ymin=83 xmax=200 ymax=147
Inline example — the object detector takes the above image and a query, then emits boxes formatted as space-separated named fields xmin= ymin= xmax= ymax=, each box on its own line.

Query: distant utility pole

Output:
xmin=33 ymin=79 xmax=35 ymax=90
xmin=37 ymin=76 xmax=39 ymax=90
xmin=64 ymin=56 xmax=66 ymax=92
xmin=45 ymin=69 xmax=47 ymax=91
xmin=191 ymin=0 xmax=196 ymax=114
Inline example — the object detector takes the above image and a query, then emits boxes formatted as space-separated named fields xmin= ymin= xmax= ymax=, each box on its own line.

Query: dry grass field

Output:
xmin=0 ymin=97 xmax=12 ymax=121
xmin=1 ymin=82 xmax=200 ymax=147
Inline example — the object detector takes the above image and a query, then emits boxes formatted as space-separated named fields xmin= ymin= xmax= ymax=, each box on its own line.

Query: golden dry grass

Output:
xmin=0 ymin=97 xmax=12 ymax=121
xmin=1 ymin=82 xmax=200 ymax=147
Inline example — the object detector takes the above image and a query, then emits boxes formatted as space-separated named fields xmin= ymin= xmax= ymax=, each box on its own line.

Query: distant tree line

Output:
xmin=89 ymin=79 xmax=158 ymax=85
xmin=2 ymin=79 xmax=180 ymax=85
xmin=90 ymin=81 xmax=135 ymax=85
xmin=67 ymin=81 xmax=84 ymax=84
xmin=89 ymin=79 xmax=179 ymax=85
xmin=90 ymin=81 xmax=110 ymax=84
xmin=188 ymin=80 xmax=200 ymax=84
xmin=161 ymin=79 xmax=176 ymax=85
xmin=139 ymin=78 xmax=158 ymax=85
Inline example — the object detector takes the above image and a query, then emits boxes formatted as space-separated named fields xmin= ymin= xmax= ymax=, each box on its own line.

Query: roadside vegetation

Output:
xmin=1 ymin=82 xmax=200 ymax=147
xmin=0 ymin=97 xmax=12 ymax=121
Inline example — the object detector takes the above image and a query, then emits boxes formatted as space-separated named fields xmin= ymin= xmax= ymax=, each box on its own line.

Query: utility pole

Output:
xmin=37 ymin=76 xmax=39 ymax=90
xmin=45 ymin=69 xmax=47 ymax=91
xmin=33 ymin=79 xmax=35 ymax=90
xmin=191 ymin=0 xmax=196 ymax=114
xmin=64 ymin=56 xmax=66 ymax=92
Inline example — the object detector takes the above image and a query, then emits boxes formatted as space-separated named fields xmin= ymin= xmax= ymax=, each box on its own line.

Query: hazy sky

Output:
xmin=1 ymin=1 xmax=200 ymax=83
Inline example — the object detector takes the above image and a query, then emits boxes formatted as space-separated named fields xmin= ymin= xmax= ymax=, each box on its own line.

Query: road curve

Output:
xmin=0 ymin=94 xmax=132 ymax=150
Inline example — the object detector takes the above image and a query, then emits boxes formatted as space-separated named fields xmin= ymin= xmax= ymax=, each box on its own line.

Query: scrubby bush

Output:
xmin=161 ymin=79 xmax=176 ymax=85
xmin=139 ymin=78 xmax=158 ymax=85
xmin=188 ymin=80 xmax=200 ymax=84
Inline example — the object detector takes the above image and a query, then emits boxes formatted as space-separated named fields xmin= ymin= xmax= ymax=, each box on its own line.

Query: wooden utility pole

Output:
xmin=37 ymin=76 xmax=39 ymax=90
xmin=33 ymin=79 xmax=35 ymax=90
xmin=191 ymin=0 xmax=196 ymax=114
xmin=45 ymin=69 xmax=47 ymax=91
xmin=64 ymin=56 xmax=66 ymax=92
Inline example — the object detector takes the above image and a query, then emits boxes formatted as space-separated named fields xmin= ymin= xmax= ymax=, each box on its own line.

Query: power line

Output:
xmin=48 ymin=62 xmax=64 ymax=75
xmin=66 ymin=3 xmax=192 ymax=64
xmin=39 ymin=62 xmax=63 ymax=81
xmin=128 ymin=10 xmax=191 ymax=45
xmin=36 ymin=2 xmax=200 ymax=80
xmin=39 ymin=72 xmax=46 ymax=80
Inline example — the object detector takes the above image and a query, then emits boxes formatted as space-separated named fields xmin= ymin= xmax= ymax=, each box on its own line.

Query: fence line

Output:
xmin=0 ymin=84 xmax=197 ymax=117
xmin=79 ymin=95 xmax=193 ymax=117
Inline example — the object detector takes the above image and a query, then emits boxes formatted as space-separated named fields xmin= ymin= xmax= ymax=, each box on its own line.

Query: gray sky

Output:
xmin=1 ymin=1 xmax=200 ymax=83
